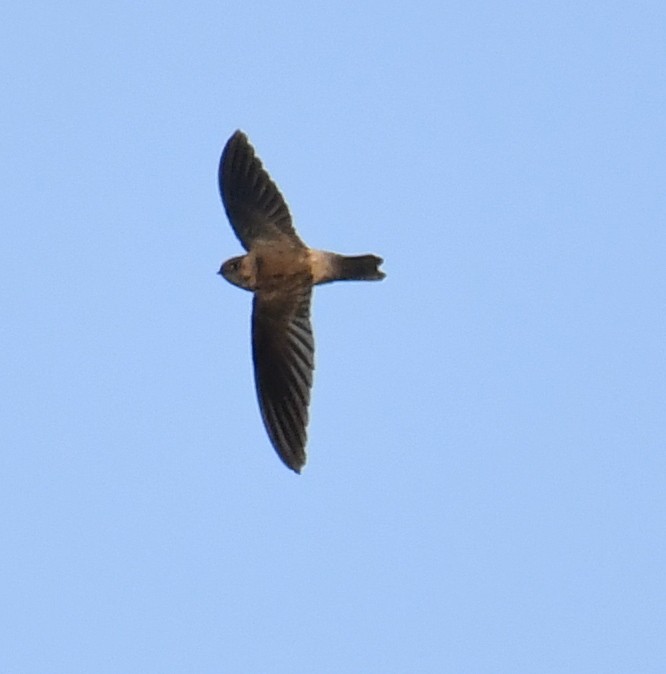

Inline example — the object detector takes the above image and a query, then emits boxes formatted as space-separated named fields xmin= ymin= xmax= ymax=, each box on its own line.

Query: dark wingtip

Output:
xmin=278 ymin=459 xmax=303 ymax=475
xmin=284 ymin=455 xmax=305 ymax=474
xmin=230 ymin=129 xmax=247 ymax=146
xmin=219 ymin=130 xmax=251 ymax=178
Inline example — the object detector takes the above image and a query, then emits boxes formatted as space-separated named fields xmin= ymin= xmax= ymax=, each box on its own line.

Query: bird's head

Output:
xmin=218 ymin=255 xmax=253 ymax=290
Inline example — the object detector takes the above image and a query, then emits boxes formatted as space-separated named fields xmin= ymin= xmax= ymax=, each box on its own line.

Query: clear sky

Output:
xmin=2 ymin=1 xmax=665 ymax=672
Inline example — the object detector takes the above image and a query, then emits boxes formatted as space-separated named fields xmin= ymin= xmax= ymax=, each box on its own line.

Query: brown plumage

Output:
xmin=218 ymin=130 xmax=385 ymax=473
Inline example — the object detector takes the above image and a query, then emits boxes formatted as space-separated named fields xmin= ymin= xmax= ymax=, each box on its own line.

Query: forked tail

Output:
xmin=335 ymin=254 xmax=385 ymax=281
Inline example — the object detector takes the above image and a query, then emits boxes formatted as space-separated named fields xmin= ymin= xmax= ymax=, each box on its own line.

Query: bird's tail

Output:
xmin=334 ymin=254 xmax=385 ymax=281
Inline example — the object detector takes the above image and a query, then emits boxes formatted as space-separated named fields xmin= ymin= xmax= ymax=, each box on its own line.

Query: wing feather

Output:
xmin=251 ymin=288 xmax=314 ymax=472
xmin=219 ymin=131 xmax=305 ymax=251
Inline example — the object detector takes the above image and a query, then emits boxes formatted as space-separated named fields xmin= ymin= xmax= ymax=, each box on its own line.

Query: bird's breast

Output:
xmin=253 ymin=245 xmax=312 ymax=292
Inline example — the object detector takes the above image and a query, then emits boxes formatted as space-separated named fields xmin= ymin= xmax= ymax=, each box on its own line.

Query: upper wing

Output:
xmin=219 ymin=131 xmax=305 ymax=251
xmin=251 ymin=285 xmax=314 ymax=473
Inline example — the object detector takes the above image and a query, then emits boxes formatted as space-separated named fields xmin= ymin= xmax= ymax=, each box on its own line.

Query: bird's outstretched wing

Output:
xmin=219 ymin=131 xmax=305 ymax=251
xmin=251 ymin=285 xmax=314 ymax=473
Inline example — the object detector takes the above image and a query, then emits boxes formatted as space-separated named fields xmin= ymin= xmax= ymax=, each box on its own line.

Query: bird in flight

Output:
xmin=217 ymin=130 xmax=385 ymax=473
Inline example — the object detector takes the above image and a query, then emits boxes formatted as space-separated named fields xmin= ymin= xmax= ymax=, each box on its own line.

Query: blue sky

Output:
xmin=2 ymin=1 xmax=665 ymax=672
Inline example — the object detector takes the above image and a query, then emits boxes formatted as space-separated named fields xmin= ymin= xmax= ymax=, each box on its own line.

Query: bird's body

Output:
xmin=218 ymin=130 xmax=385 ymax=473
xmin=222 ymin=245 xmax=383 ymax=292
